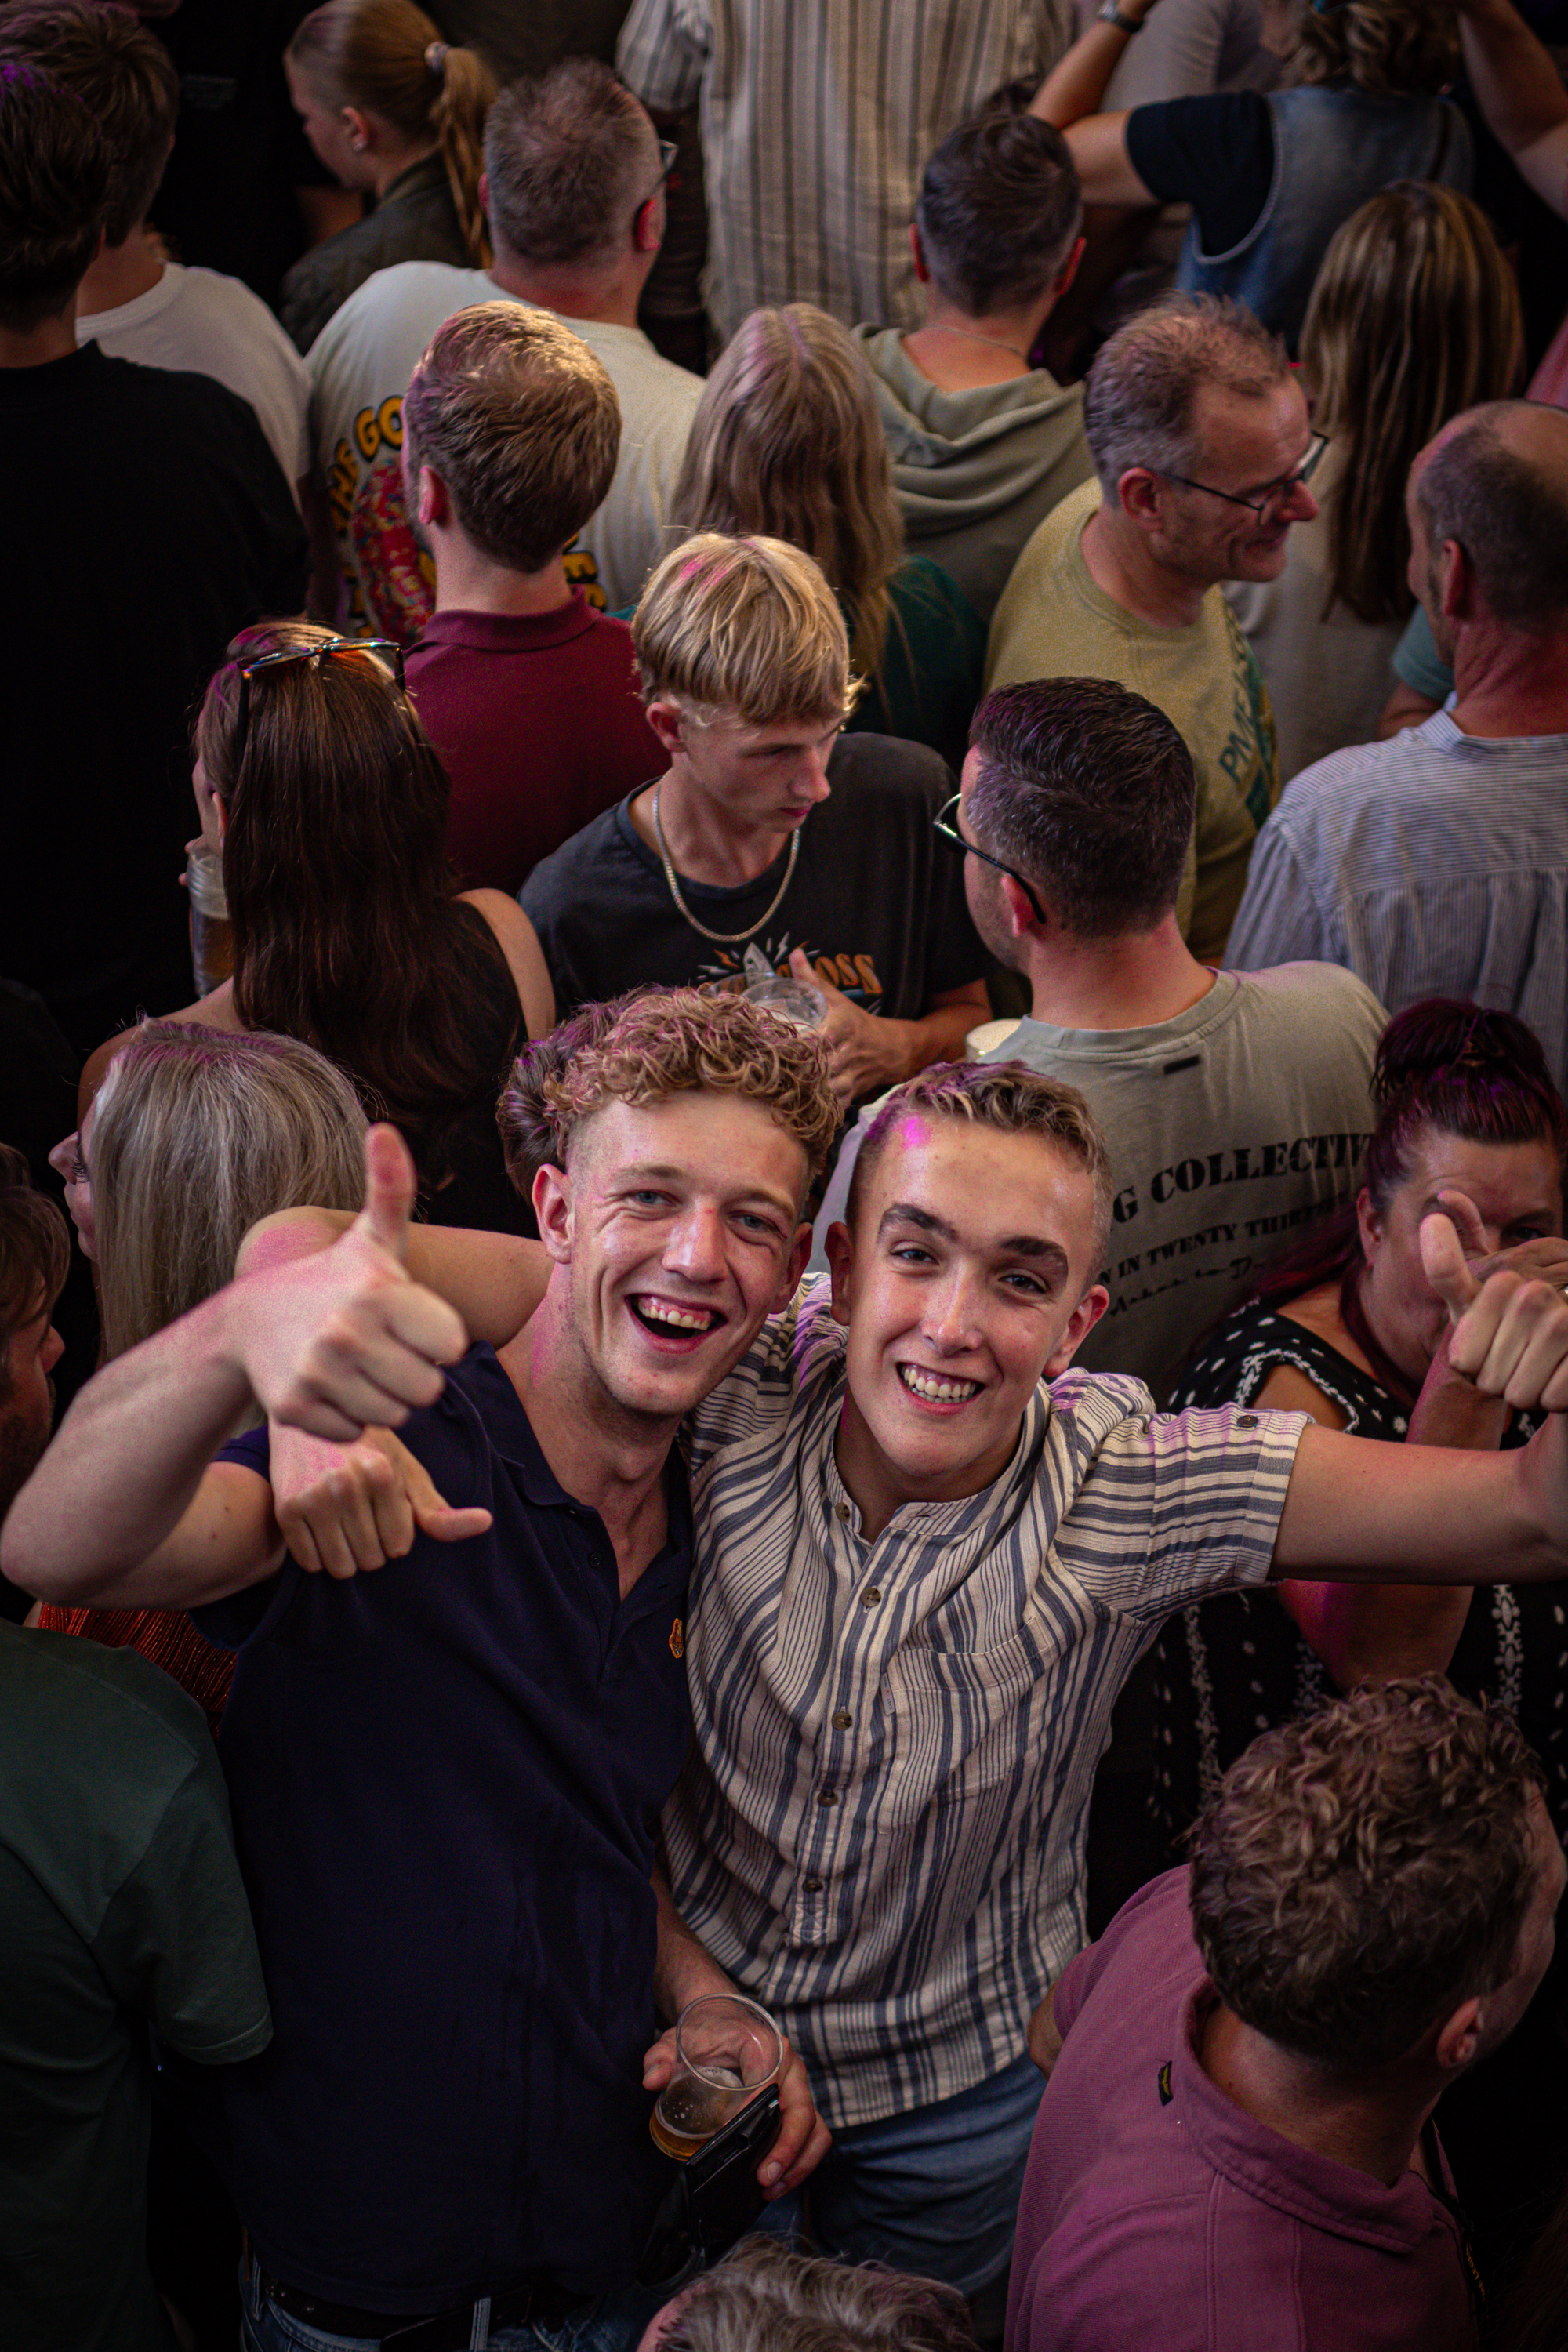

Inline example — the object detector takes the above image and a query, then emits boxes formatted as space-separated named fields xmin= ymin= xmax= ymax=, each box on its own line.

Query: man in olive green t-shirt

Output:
xmin=987 ymin=294 xmax=1321 ymax=963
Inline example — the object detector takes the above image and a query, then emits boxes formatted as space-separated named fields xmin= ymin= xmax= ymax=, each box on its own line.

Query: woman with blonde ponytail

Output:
xmin=279 ymin=0 xmax=495 ymax=352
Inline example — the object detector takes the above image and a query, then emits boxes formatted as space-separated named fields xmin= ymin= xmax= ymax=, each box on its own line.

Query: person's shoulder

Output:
xmin=570 ymin=318 xmax=704 ymax=411
xmin=520 ymin=797 xmax=644 ymax=924
xmin=1004 ymin=476 xmax=1102 ymax=583
xmin=825 ymin=730 xmax=952 ymax=811
xmin=686 ymin=1277 xmax=840 ymax=1468
xmin=0 ymin=1620 xmax=212 ymax=1777
xmin=1223 ymin=960 xmax=1387 ymax=1036
xmin=177 ymin=266 xmax=310 ymax=374
xmin=307 ymin=261 xmax=488 ymax=376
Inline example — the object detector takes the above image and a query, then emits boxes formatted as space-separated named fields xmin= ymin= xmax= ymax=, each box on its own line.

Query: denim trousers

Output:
xmin=238 ymin=2258 xmax=664 ymax=2352
xmin=760 ymin=2045 xmax=1046 ymax=2299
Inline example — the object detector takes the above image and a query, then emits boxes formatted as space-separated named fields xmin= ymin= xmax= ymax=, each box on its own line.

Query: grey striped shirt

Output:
xmin=615 ymin=0 xmax=1073 ymax=343
xmin=666 ymin=1279 xmax=1305 ymax=2128
xmin=1227 ymin=710 xmax=1568 ymax=1095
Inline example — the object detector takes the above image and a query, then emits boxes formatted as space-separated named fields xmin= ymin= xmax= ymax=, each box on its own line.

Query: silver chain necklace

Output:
xmin=651 ymin=781 xmax=802 ymax=945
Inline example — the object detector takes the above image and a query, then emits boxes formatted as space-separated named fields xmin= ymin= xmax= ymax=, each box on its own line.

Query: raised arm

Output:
xmin=2 ymin=1129 xmax=470 ymax=1609
xmin=1271 ymin=1217 xmax=1568 ymax=1585
xmin=1456 ymin=0 xmax=1568 ymax=213
xmin=241 ymin=1203 xmax=549 ymax=1349
xmin=1028 ymin=0 xmax=1163 ymax=205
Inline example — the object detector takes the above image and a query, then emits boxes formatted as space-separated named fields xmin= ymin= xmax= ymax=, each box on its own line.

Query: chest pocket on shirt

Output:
xmin=880 ymin=1622 xmax=1052 ymax=1800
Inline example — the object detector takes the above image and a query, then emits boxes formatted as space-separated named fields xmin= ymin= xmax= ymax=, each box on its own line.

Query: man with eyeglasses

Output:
xmin=306 ymin=56 xmax=701 ymax=637
xmin=815 ymin=677 xmax=1383 ymax=1406
xmin=987 ymin=292 xmax=1319 ymax=964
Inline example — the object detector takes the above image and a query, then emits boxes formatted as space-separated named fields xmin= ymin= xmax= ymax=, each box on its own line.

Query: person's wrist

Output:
xmin=1098 ymin=0 xmax=1150 ymax=30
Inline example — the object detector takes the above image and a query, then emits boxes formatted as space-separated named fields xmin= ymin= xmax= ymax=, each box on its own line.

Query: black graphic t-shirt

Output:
xmin=520 ymin=733 xmax=985 ymax=1033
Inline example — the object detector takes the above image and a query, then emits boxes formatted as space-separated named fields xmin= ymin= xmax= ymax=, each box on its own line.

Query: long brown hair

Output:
xmin=195 ymin=622 xmax=521 ymax=1181
xmin=673 ymin=305 xmax=905 ymax=682
xmin=1300 ymin=183 xmax=1524 ymax=623
xmin=1290 ymin=0 xmax=1461 ymax=93
xmin=287 ymin=0 xmax=495 ymax=265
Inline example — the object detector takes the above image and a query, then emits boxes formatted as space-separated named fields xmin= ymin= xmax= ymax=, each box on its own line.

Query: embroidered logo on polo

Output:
xmin=670 ymin=1618 xmax=684 ymax=1660
xmin=1157 ymin=2061 xmax=1174 ymax=2106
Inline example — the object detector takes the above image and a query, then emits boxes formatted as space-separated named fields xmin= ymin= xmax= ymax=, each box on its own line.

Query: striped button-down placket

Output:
xmin=666 ymin=1281 xmax=1306 ymax=2130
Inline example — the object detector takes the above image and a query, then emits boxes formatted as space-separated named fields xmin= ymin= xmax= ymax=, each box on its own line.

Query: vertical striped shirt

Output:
xmin=1227 ymin=710 xmax=1568 ymax=1097
xmin=615 ymin=0 xmax=1073 ymax=343
xmin=666 ymin=1279 xmax=1305 ymax=2129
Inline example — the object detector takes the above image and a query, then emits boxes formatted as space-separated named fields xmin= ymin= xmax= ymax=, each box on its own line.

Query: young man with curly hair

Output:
xmin=5 ymin=993 xmax=838 ymax=2352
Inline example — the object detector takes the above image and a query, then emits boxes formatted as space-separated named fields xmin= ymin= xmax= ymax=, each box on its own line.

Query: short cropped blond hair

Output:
xmin=402 ymin=303 xmax=620 ymax=572
xmin=631 ymin=533 xmax=861 ymax=728
xmin=499 ymin=989 xmax=840 ymax=1192
xmin=844 ymin=1062 xmax=1115 ymax=1276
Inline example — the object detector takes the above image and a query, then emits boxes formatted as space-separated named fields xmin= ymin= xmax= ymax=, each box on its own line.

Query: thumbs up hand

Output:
xmin=1424 ymin=1204 xmax=1568 ymax=1413
xmin=233 ymin=1125 xmax=470 ymax=1441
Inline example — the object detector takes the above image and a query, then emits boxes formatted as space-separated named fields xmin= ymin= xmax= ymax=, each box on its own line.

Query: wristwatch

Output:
xmin=1098 ymin=2 xmax=1146 ymax=27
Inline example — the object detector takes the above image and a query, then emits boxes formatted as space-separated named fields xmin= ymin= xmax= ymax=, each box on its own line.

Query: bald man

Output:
xmin=1229 ymin=400 xmax=1568 ymax=1094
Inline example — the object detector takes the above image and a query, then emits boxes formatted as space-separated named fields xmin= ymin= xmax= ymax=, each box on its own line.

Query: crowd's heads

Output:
xmin=0 ymin=53 xmax=111 ymax=332
xmin=0 ymin=0 xmax=176 ymax=248
xmin=964 ymin=679 xmax=1196 ymax=946
xmin=89 ymin=1023 xmax=368 ymax=1360
xmin=0 ymin=1143 xmax=68 ymax=1511
xmin=633 ymin=534 xmax=859 ymax=731
xmin=483 ymin=56 xmax=662 ymax=271
xmin=499 ymin=990 xmax=840 ymax=1198
xmin=403 ymin=303 xmax=620 ymax=574
xmin=915 ymin=111 xmax=1082 ymax=321
xmin=1301 ymin=182 xmax=1523 ymax=626
xmin=1413 ymin=401 xmax=1568 ymax=640
xmin=1290 ymin=0 xmax=1461 ymax=97
xmin=641 ymin=2233 xmax=981 ymax=2352
xmin=1082 ymin=292 xmax=1290 ymax=503
xmin=1190 ymin=1679 xmax=1554 ymax=2075
xmin=287 ymin=0 xmax=495 ymax=265
xmin=843 ymin=1062 xmax=1115 ymax=1276
xmin=674 ymin=305 xmax=903 ymax=679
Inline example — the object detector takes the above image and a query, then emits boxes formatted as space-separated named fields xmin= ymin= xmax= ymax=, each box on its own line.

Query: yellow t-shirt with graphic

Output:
xmin=985 ymin=479 xmax=1279 ymax=963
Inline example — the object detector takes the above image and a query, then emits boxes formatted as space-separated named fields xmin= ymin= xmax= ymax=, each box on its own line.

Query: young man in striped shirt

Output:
xmin=49 ymin=1036 xmax=1568 ymax=2312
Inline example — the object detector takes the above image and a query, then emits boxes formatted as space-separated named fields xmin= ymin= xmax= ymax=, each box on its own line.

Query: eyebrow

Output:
xmin=878 ymin=1203 xmax=1071 ymax=1276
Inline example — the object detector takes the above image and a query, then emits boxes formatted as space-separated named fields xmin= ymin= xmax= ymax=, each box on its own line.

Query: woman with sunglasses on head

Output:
xmin=81 ymin=623 xmax=554 ymax=1236
xmin=278 ymin=0 xmax=496 ymax=354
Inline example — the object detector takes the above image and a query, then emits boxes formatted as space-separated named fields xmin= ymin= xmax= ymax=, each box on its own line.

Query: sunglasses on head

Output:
xmin=231 ymin=637 xmax=406 ymax=765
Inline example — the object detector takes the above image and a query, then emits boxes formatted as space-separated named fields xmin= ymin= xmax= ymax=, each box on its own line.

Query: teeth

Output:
xmin=637 ymin=1300 xmax=717 ymax=1332
xmin=898 ymin=1365 xmax=982 ymax=1403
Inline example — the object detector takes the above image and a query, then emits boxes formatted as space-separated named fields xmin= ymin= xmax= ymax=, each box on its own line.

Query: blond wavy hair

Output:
xmin=633 ymin=534 xmax=860 ymax=729
xmin=1190 ymin=1678 xmax=1546 ymax=2073
xmin=662 ymin=2235 xmax=980 ymax=2352
xmin=845 ymin=1062 xmax=1115 ymax=1274
xmin=498 ymin=990 xmax=840 ymax=1192
xmin=1290 ymin=0 xmax=1461 ymax=93
xmin=673 ymin=306 xmax=905 ymax=681
xmin=1300 ymin=182 xmax=1523 ymax=624
xmin=288 ymin=0 xmax=496 ymax=266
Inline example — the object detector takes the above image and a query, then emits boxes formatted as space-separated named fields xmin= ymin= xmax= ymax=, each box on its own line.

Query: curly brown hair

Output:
xmin=1190 ymin=1678 xmax=1547 ymax=2073
xmin=498 ymin=990 xmax=840 ymax=1196
xmin=1290 ymin=0 xmax=1461 ymax=94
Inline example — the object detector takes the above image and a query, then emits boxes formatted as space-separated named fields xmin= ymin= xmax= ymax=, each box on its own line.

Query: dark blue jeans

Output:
xmin=238 ymin=2260 xmax=663 ymax=2352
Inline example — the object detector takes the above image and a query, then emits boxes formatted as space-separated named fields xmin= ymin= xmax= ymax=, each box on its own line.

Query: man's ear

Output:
xmin=1433 ymin=1996 xmax=1483 ymax=2077
xmin=825 ymin=1219 xmax=855 ymax=1327
xmin=644 ymin=699 xmax=688 ymax=759
xmin=413 ymin=462 xmax=449 ymax=535
xmin=633 ymin=187 xmax=663 ymax=255
xmin=478 ymin=169 xmax=491 ymax=226
xmin=1117 ymin=466 xmax=1165 ymax=532
xmin=909 ymin=221 xmax=930 ymax=283
xmin=1044 ymin=1283 xmax=1109 ymax=1378
xmin=1436 ymin=538 xmax=1471 ymax=624
xmin=531 ymin=1163 xmax=575 ymax=1265
xmin=771 ymin=1221 xmax=814 ymax=1310
xmin=1000 ymin=871 xmax=1042 ymax=941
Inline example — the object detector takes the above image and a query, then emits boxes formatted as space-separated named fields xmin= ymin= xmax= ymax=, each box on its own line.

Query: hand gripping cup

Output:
xmin=649 ymin=1993 xmax=784 ymax=2161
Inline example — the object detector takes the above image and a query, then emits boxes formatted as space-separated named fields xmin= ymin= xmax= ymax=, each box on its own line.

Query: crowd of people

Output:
xmin=3 ymin=0 xmax=1568 ymax=2348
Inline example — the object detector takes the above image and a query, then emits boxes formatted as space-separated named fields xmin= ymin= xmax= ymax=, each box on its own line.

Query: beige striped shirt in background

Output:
xmin=664 ymin=1279 xmax=1307 ymax=2131
xmin=616 ymin=0 xmax=1074 ymax=343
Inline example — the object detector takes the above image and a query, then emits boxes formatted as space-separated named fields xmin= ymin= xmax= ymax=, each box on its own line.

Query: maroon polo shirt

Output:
xmin=407 ymin=594 xmax=667 ymax=894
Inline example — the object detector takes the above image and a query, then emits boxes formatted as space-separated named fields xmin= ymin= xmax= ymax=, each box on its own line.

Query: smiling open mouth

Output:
xmin=630 ymin=1296 xmax=724 ymax=1337
xmin=897 ymin=1363 xmax=983 ymax=1404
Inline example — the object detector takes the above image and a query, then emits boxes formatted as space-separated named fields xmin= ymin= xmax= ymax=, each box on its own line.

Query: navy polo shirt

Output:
xmin=196 ymin=1346 xmax=692 ymax=2310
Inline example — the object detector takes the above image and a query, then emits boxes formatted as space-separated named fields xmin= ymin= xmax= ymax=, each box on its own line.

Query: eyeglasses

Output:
xmin=633 ymin=138 xmax=679 ymax=227
xmin=933 ymin=792 xmax=1048 ymax=927
xmin=1160 ymin=431 xmax=1329 ymax=520
xmin=232 ymin=637 xmax=406 ymax=765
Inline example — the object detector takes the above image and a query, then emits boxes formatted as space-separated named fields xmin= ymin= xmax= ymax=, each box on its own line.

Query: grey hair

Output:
xmin=1082 ymin=292 xmax=1290 ymax=502
xmin=482 ymin=56 xmax=657 ymax=269
xmin=91 ymin=1022 xmax=369 ymax=1363
xmin=659 ymin=2235 xmax=980 ymax=2352
xmin=1417 ymin=401 xmax=1568 ymax=634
